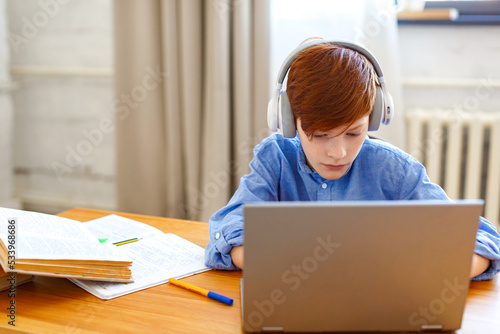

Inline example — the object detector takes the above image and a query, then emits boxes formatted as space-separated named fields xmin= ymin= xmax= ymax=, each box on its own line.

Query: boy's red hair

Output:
xmin=286 ymin=44 xmax=377 ymax=137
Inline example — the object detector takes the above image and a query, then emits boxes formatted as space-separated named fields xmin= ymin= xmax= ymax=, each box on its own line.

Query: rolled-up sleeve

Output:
xmin=205 ymin=203 xmax=245 ymax=270
xmin=471 ymin=216 xmax=500 ymax=280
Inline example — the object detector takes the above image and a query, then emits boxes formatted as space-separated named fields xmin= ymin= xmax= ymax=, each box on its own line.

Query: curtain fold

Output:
xmin=114 ymin=1 xmax=167 ymax=216
xmin=114 ymin=0 xmax=270 ymax=222
xmin=199 ymin=0 xmax=232 ymax=221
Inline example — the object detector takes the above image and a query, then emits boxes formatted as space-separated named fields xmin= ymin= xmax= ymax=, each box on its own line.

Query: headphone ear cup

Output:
xmin=381 ymin=88 xmax=394 ymax=125
xmin=368 ymin=86 xmax=384 ymax=131
xmin=279 ymin=91 xmax=297 ymax=138
xmin=267 ymin=92 xmax=280 ymax=132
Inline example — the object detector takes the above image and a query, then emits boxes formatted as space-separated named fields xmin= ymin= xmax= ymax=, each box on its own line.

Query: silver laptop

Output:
xmin=241 ymin=200 xmax=483 ymax=333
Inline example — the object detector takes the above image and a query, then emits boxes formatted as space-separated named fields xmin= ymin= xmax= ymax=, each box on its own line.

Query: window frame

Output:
xmin=397 ymin=0 xmax=500 ymax=25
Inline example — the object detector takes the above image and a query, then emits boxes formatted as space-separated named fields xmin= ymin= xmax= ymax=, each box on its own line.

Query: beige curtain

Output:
xmin=113 ymin=0 xmax=270 ymax=222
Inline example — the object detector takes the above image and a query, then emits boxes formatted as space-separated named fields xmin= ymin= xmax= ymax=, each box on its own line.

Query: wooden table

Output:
xmin=0 ymin=208 xmax=499 ymax=333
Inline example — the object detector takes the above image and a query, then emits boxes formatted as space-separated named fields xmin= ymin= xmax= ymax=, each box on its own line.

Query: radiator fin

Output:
xmin=406 ymin=109 xmax=500 ymax=228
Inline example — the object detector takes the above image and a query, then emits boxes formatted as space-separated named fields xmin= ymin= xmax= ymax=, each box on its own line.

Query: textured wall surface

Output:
xmin=399 ymin=25 xmax=500 ymax=113
xmin=0 ymin=0 xmax=15 ymax=206
xmin=8 ymin=0 xmax=115 ymax=213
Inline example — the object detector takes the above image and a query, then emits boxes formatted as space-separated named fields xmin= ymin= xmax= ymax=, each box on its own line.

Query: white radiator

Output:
xmin=406 ymin=109 xmax=500 ymax=228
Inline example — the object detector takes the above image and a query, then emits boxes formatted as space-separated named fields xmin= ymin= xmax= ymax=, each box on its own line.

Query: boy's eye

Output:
xmin=313 ymin=134 xmax=328 ymax=138
xmin=346 ymin=133 xmax=361 ymax=137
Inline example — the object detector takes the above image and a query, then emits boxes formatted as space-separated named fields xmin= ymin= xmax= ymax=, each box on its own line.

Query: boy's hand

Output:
xmin=470 ymin=254 xmax=490 ymax=278
xmin=230 ymin=245 xmax=244 ymax=269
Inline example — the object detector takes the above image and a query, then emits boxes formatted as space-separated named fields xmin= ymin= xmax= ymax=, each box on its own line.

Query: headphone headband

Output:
xmin=274 ymin=39 xmax=385 ymax=85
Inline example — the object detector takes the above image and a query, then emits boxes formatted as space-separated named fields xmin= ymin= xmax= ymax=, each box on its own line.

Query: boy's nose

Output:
xmin=326 ymin=140 xmax=347 ymax=160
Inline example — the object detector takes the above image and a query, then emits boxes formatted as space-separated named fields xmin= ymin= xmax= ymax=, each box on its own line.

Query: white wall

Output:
xmin=7 ymin=0 xmax=115 ymax=213
xmin=399 ymin=24 xmax=500 ymax=113
xmin=0 ymin=0 xmax=15 ymax=207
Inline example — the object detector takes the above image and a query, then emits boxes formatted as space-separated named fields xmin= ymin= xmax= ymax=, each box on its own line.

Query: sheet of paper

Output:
xmin=0 ymin=234 xmax=129 ymax=261
xmin=0 ymin=208 xmax=131 ymax=262
xmin=0 ymin=207 xmax=97 ymax=242
xmin=70 ymin=233 xmax=210 ymax=299
xmin=81 ymin=214 xmax=164 ymax=244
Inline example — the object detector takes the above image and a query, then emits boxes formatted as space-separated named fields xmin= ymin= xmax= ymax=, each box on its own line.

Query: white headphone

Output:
xmin=267 ymin=39 xmax=394 ymax=138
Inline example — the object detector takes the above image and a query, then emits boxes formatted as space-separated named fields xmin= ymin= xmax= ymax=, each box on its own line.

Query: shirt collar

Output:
xmin=293 ymin=135 xmax=315 ymax=174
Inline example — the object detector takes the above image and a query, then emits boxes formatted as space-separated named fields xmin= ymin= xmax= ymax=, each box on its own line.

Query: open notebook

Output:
xmin=69 ymin=214 xmax=210 ymax=299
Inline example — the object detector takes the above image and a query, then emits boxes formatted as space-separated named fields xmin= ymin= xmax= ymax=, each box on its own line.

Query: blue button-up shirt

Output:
xmin=205 ymin=134 xmax=500 ymax=280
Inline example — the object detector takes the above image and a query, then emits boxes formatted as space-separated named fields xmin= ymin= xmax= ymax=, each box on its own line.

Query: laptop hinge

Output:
xmin=261 ymin=327 xmax=284 ymax=332
xmin=421 ymin=324 xmax=444 ymax=331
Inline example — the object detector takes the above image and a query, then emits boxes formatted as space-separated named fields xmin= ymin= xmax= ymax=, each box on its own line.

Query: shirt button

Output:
xmin=215 ymin=232 xmax=220 ymax=240
xmin=322 ymin=183 xmax=327 ymax=189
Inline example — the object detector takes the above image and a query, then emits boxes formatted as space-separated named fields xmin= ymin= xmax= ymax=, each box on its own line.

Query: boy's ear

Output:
xmin=279 ymin=92 xmax=297 ymax=138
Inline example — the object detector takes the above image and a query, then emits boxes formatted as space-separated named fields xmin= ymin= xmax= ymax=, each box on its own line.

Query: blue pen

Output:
xmin=169 ymin=278 xmax=233 ymax=306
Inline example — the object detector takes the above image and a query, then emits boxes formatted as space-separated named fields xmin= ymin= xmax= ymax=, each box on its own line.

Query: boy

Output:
xmin=205 ymin=39 xmax=500 ymax=280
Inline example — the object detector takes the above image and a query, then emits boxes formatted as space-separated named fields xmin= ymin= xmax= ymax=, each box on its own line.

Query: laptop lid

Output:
xmin=242 ymin=200 xmax=483 ymax=333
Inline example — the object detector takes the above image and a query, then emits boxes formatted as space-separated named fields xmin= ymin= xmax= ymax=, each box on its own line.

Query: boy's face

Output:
xmin=297 ymin=115 xmax=369 ymax=180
